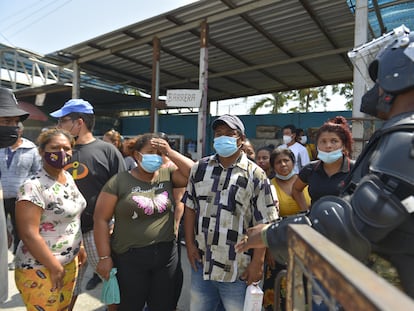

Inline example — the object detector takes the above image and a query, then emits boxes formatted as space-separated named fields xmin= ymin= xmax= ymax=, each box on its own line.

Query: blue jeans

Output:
xmin=190 ymin=261 xmax=247 ymax=311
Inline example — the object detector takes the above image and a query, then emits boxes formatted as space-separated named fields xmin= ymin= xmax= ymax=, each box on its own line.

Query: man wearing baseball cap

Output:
xmin=50 ymin=98 xmax=126 ymax=310
xmin=0 ymin=87 xmax=30 ymax=303
xmin=182 ymin=114 xmax=279 ymax=310
xmin=50 ymin=98 xmax=94 ymax=117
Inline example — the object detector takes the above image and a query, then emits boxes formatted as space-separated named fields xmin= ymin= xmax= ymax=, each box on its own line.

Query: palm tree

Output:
xmin=249 ymin=84 xmax=352 ymax=115
xmin=249 ymin=92 xmax=289 ymax=114
xmin=288 ymin=86 xmax=329 ymax=112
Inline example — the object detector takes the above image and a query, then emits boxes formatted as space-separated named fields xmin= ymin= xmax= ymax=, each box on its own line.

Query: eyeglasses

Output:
xmin=58 ymin=117 xmax=73 ymax=125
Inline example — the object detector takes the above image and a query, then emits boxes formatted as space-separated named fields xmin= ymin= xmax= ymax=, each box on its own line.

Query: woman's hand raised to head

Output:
xmin=150 ymin=138 xmax=171 ymax=156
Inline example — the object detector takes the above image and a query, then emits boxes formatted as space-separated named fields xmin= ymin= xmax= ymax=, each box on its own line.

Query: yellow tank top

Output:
xmin=271 ymin=178 xmax=311 ymax=217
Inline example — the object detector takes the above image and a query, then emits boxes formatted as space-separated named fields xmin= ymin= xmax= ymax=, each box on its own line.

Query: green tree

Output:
xmin=249 ymin=83 xmax=353 ymax=115
xmin=248 ymin=92 xmax=288 ymax=114
xmin=288 ymin=86 xmax=330 ymax=112
xmin=332 ymin=82 xmax=353 ymax=110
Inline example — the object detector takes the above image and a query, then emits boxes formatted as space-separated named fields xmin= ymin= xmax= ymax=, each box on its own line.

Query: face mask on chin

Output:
xmin=275 ymin=169 xmax=296 ymax=181
xmin=213 ymin=136 xmax=239 ymax=157
xmin=317 ymin=148 xmax=343 ymax=164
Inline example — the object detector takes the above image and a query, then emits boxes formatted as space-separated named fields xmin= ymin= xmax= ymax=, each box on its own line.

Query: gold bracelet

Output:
xmin=99 ymin=256 xmax=111 ymax=260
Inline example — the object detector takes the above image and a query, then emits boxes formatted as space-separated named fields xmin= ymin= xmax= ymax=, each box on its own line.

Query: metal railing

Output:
xmin=284 ymin=225 xmax=414 ymax=310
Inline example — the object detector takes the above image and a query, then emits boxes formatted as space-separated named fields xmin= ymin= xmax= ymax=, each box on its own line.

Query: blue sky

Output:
xmin=0 ymin=0 xmax=197 ymax=54
xmin=0 ymin=0 xmax=347 ymax=114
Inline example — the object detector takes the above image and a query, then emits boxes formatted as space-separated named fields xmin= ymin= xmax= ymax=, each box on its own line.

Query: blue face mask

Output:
xmin=317 ymin=148 xmax=343 ymax=164
xmin=139 ymin=153 xmax=163 ymax=173
xmin=275 ymin=169 xmax=296 ymax=181
xmin=213 ymin=136 xmax=239 ymax=157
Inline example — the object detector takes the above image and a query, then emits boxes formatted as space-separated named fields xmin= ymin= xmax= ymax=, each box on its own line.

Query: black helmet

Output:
xmin=358 ymin=26 xmax=414 ymax=117
xmin=368 ymin=31 xmax=414 ymax=94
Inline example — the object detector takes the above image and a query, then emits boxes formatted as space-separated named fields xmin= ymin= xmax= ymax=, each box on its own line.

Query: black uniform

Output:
xmin=264 ymin=27 xmax=414 ymax=298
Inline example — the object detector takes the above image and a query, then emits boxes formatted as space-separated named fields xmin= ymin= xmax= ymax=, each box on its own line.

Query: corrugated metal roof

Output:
xmin=44 ymin=0 xmax=414 ymax=103
xmin=44 ymin=0 xmax=356 ymax=102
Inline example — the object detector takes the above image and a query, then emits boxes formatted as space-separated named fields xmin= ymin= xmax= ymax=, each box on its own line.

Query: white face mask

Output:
xmin=300 ymin=136 xmax=307 ymax=144
xmin=283 ymin=135 xmax=292 ymax=145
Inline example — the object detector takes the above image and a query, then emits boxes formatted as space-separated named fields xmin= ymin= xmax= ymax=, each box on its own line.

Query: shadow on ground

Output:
xmin=2 ymin=245 xmax=190 ymax=311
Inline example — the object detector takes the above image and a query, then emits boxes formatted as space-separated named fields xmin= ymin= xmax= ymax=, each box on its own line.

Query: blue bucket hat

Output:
xmin=50 ymin=99 xmax=94 ymax=117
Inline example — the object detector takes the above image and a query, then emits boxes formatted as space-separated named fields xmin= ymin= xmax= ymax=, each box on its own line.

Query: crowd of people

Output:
xmin=1 ymin=27 xmax=414 ymax=311
xmin=235 ymin=26 xmax=414 ymax=310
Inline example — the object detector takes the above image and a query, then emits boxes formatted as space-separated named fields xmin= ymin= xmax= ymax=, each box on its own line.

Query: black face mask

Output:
xmin=361 ymin=84 xmax=380 ymax=117
xmin=0 ymin=126 xmax=18 ymax=148
xmin=361 ymin=83 xmax=394 ymax=118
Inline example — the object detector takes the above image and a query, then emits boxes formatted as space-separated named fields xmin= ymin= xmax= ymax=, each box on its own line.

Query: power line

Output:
xmin=0 ymin=31 xmax=15 ymax=47
xmin=7 ymin=0 xmax=72 ymax=39
xmin=1 ymin=0 xmax=58 ymax=31
xmin=0 ymin=0 xmax=52 ymax=26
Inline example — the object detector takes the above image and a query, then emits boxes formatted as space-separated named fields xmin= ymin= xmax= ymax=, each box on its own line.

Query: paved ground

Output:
xmin=1 ymin=245 xmax=191 ymax=311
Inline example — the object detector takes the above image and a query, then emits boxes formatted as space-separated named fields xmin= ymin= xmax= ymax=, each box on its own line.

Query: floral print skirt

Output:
xmin=15 ymin=258 xmax=78 ymax=311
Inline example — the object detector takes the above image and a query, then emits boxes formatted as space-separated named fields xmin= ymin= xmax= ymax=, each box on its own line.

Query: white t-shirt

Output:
xmin=278 ymin=142 xmax=310 ymax=174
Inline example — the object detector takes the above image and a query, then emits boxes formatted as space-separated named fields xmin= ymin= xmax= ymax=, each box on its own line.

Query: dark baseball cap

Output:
xmin=212 ymin=114 xmax=245 ymax=135
xmin=50 ymin=99 xmax=94 ymax=117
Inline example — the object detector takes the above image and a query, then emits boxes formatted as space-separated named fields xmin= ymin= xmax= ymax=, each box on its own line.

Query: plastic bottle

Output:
xmin=243 ymin=283 xmax=264 ymax=311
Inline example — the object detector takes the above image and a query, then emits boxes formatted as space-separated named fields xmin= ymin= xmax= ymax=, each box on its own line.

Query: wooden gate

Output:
xmin=284 ymin=225 xmax=414 ymax=310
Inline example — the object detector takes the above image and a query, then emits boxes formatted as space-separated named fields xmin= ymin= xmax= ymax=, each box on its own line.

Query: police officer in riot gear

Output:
xmin=236 ymin=26 xmax=414 ymax=298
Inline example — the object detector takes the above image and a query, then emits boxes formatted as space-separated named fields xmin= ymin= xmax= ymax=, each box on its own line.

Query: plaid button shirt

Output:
xmin=183 ymin=153 xmax=279 ymax=282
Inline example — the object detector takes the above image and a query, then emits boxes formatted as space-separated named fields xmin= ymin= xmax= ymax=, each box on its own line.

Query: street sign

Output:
xmin=166 ymin=89 xmax=202 ymax=108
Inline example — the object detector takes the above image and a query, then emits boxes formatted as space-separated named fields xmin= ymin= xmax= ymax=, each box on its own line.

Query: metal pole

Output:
xmin=197 ymin=20 xmax=209 ymax=160
xmin=352 ymin=0 xmax=369 ymax=157
xmin=72 ymin=60 xmax=80 ymax=99
xmin=151 ymin=36 xmax=160 ymax=133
